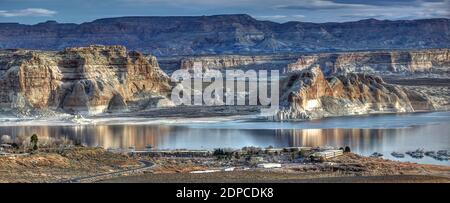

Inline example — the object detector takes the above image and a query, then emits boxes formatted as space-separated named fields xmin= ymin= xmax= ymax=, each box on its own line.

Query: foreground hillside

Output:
xmin=1 ymin=147 xmax=449 ymax=183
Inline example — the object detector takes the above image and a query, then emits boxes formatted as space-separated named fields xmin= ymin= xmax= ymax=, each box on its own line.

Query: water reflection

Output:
xmin=279 ymin=128 xmax=389 ymax=152
xmin=0 ymin=112 xmax=449 ymax=165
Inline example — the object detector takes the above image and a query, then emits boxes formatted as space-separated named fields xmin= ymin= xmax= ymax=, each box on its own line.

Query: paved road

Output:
xmin=63 ymin=160 xmax=154 ymax=183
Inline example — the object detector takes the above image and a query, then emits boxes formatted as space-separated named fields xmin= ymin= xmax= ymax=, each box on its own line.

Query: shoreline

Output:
xmin=0 ymin=109 xmax=446 ymax=127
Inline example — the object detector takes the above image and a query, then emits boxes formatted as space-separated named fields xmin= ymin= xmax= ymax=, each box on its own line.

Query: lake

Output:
xmin=1 ymin=111 xmax=449 ymax=165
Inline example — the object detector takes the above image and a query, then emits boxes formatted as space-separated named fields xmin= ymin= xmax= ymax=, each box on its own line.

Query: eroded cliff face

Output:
xmin=174 ymin=49 xmax=450 ymax=76
xmin=286 ymin=49 xmax=450 ymax=75
xmin=179 ymin=55 xmax=298 ymax=71
xmin=275 ymin=66 xmax=435 ymax=120
xmin=0 ymin=45 xmax=172 ymax=116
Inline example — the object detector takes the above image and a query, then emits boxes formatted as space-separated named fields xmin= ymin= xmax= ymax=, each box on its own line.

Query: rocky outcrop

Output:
xmin=0 ymin=45 xmax=172 ymax=115
xmin=0 ymin=15 xmax=449 ymax=56
xmin=286 ymin=49 xmax=450 ymax=75
xmin=179 ymin=54 xmax=298 ymax=72
xmin=163 ymin=49 xmax=450 ymax=76
xmin=275 ymin=66 xmax=435 ymax=120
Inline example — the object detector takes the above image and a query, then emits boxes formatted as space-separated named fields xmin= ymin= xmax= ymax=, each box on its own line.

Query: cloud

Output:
xmin=340 ymin=13 xmax=387 ymax=19
xmin=268 ymin=0 xmax=448 ymax=21
xmin=255 ymin=14 xmax=306 ymax=21
xmin=330 ymin=0 xmax=435 ymax=6
xmin=119 ymin=0 xmax=450 ymax=19
xmin=276 ymin=0 xmax=374 ymax=10
xmin=337 ymin=0 xmax=450 ymax=20
xmin=0 ymin=8 xmax=57 ymax=17
xmin=1 ymin=0 xmax=448 ymax=24
xmin=256 ymin=15 xmax=289 ymax=19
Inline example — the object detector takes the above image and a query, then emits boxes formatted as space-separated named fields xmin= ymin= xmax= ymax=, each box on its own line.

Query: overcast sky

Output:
xmin=0 ymin=0 xmax=449 ymax=24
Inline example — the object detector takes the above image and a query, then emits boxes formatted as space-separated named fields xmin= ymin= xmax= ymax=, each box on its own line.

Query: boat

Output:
xmin=391 ymin=152 xmax=405 ymax=158
xmin=437 ymin=150 xmax=449 ymax=156
xmin=436 ymin=155 xmax=449 ymax=161
xmin=370 ymin=152 xmax=383 ymax=158
xmin=425 ymin=151 xmax=436 ymax=157
xmin=406 ymin=149 xmax=424 ymax=159
xmin=433 ymin=150 xmax=449 ymax=161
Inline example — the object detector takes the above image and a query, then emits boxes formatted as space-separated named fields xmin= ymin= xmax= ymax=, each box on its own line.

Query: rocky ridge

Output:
xmin=0 ymin=15 xmax=449 ymax=56
xmin=179 ymin=54 xmax=298 ymax=72
xmin=286 ymin=49 xmax=450 ymax=75
xmin=174 ymin=49 xmax=450 ymax=76
xmin=0 ymin=45 xmax=172 ymax=116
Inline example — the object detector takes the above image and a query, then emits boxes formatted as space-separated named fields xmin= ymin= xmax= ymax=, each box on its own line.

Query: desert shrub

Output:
xmin=30 ymin=134 xmax=39 ymax=151
xmin=213 ymin=148 xmax=234 ymax=160
xmin=242 ymin=146 xmax=262 ymax=155
xmin=344 ymin=146 xmax=351 ymax=153
xmin=213 ymin=148 xmax=224 ymax=156
xmin=290 ymin=152 xmax=296 ymax=161
xmin=11 ymin=143 xmax=19 ymax=149
xmin=299 ymin=149 xmax=308 ymax=157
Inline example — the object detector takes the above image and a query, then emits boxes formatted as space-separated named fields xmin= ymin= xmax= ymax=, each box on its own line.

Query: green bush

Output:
xmin=213 ymin=148 xmax=233 ymax=160
xmin=30 ymin=134 xmax=39 ymax=151
xmin=299 ymin=149 xmax=307 ymax=157
xmin=344 ymin=146 xmax=351 ymax=153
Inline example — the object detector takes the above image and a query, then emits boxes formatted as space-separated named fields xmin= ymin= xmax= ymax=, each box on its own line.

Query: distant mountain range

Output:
xmin=0 ymin=14 xmax=449 ymax=56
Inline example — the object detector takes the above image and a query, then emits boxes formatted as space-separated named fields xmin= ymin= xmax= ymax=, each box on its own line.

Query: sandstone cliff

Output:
xmin=169 ymin=49 xmax=450 ymax=76
xmin=179 ymin=54 xmax=298 ymax=72
xmin=286 ymin=49 xmax=450 ymax=75
xmin=275 ymin=66 xmax=435 ymax=120
xmin=0 ymin=45 xmax=172 ymax=116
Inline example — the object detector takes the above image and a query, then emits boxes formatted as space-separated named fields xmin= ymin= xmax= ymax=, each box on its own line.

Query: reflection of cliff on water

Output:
xmin=0 ymin=112 xmax=448 ymax=157
xmin=276 ymin=128 xmax=395 ymax=152
xmin=75 ymin=125 xmax=173 ymax=149
xmin=1 ymin=125 xmax=172 ymax=150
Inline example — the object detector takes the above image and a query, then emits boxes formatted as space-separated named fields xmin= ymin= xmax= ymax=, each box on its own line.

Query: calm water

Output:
xmin=1 ymin=112 xmax=449 ymax=165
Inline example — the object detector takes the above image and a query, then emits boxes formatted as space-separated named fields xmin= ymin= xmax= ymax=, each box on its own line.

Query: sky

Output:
xmin=0 ymin=0 xmax=449 ymax=24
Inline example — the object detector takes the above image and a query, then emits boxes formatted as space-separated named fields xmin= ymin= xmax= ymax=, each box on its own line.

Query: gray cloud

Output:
xmin=255 ymin=14 xmax=305 ymax=21
xmin=0 ymin=8 xmax=57 ymax=17
xmin=0 ymin=0 xmax=448 ymax=24
xmin=340 ymin=13 xmax=386 ymax=19
xmin=331 ymin=0 xmax=444 ymax=6
xmin=276 ymin=0 xmax=375 ymax=10
xmin=271 ymin=0 xmax=449 ymax=21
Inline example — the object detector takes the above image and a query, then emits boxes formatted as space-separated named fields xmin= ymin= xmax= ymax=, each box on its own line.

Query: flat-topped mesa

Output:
xmin=275 ymin=66 xmax=435 ymax=120
xmin=286 ymin=49 xmax=450 ymax=75
xmin=0 ymin=45 xmax=173 ymax=116
xmin=0 ymin=16 xmax=449 ymax=56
